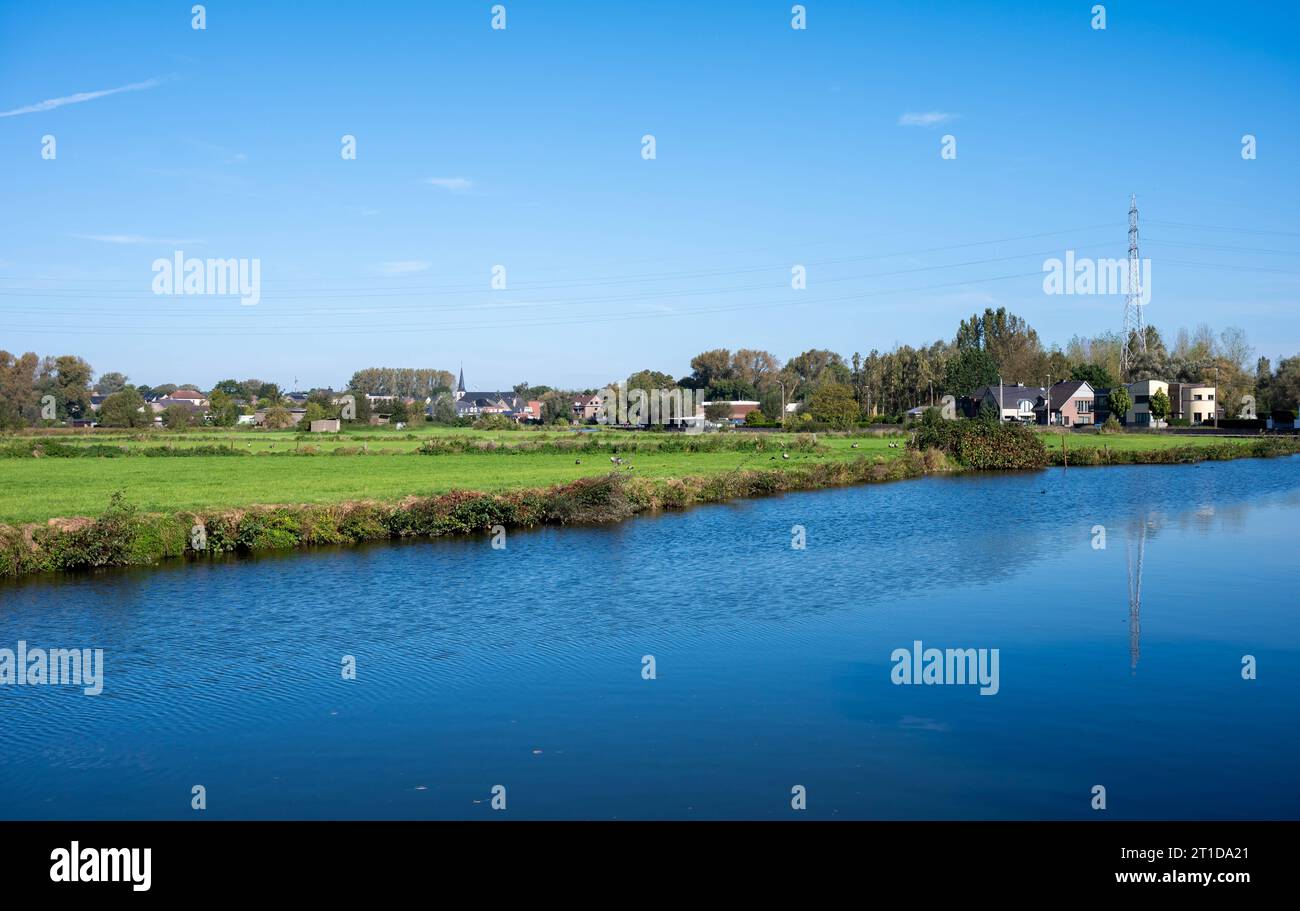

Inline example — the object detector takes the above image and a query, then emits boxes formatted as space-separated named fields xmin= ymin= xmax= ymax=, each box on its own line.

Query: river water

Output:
xmin=2 ymin=457 xmax=1298 ymax=819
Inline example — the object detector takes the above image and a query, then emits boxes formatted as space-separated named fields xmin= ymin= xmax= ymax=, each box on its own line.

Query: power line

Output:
xmin=1143 ymin=219 xmax=1300 ymax=239
xmin=0 ymin=243 xmax=1119 ymax=312
xmin=0 ymin=222 xmax=1125 ymax=292
xmin=0 ymin=269 xmax=1049 ymax=337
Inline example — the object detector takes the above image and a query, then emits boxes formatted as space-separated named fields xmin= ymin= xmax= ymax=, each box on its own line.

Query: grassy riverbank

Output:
xmin=1 ymin=424 xmax=1296 ymax=580
xmin=0 ymin=452 xmax=940 ymax=578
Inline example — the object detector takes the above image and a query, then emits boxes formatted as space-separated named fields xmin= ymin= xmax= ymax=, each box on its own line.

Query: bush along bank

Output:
xmin=0 ymin=453 xmax=942 ymax=579
xmin=907 ymin=420 xmax=1050 ymax=470
xmin=1045 ymin=436 xmax=1300 ymax=466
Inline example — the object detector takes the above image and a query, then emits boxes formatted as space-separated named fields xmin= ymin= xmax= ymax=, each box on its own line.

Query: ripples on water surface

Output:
xmin=2 ymin=458 xmax=1298 ymax=819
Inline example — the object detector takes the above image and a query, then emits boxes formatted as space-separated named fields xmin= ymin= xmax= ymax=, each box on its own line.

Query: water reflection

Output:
xmin=1 ymin=458 xmax=1298 ymax=820
xmin=1125 ymin=515 xmax=1151 ymax=673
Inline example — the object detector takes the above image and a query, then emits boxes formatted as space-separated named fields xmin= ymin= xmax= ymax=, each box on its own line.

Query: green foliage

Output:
xmin=1071 ymin=363 xmax=1116 ymax=389
xmin=99 ymin=388 xmax=150 ymax=427
xmin=263 ymin=406 xmax=296 ymax=429
xmin=1149 ymin=388 xmax=1171 ymax=422
xmin=704 ymin=401 xmax=732 ymax=422
xmin=388 ymin=398 xmax=412 ymax=423
xmin=207 ymin=390 xmax=240 ymax=426
xmin=705 ymin=378 xmax=758 ymax=401
xmin=944 ymin=347 xmax=999 ymax=397
xmin=471 ymin=413 xmax=516 ymax=430
xmin=1106 ymin=386 xmax=1132 ymax=422
xmin=908 ymin=420 xmax=1049 ymax=470
xmin=162 ymin=404 xmax=195 ymax=429
xmin=30 ymin=490 xmax=139 ymax=570
xmin=301 ymin=401 xmax=333 ymax=427
xmin=806 ymin=382 xmax=860 ymax=429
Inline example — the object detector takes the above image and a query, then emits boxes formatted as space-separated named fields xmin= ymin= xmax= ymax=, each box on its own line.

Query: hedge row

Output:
xmin=1 ymin=434 xmax=831 ymax=459
xmin=415 ymin=433 xmax=826 ymax=455
xmin=0 ymin=453 xmax=937 ymax=579
xmin=1047 ymin=438 xmax=1300 ymax=466
xmin=0 ymin=441 xmax=260 ymax=459
xmin=907 ymin=421 xmax=1050 ymax=470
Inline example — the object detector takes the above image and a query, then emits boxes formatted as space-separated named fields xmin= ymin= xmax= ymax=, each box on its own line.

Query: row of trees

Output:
xmin=0 ymin=352 xmax=94 ymax=428
xmin=611 ymin=308 xmax=1295 ymax=427
xmin=4 ymin=310 xmax=1299 ymax=431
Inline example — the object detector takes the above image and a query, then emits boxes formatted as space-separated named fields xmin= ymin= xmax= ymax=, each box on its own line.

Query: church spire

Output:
xmin=457 ymin=365 xmax=465 ymax=393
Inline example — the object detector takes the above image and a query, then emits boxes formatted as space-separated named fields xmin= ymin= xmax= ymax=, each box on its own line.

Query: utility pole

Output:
xmin=1121 ymin=194 xmax=1147 ymax=376
xmin=999 ymin=376 xmax=1003 ymax=423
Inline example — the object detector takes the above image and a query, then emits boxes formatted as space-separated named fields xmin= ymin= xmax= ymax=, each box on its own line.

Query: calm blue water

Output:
xmin=2 ymin=457 xmax=1298 ymax=820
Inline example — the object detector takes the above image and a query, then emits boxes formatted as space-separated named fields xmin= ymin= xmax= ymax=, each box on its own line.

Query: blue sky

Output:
xmin=1 ymin=0 xmax=1297 ymax=390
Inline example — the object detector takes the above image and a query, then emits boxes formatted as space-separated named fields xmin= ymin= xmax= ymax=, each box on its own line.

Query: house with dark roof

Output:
xmin=1033 ymin=380 xmax=1094 ymax=427
xmin=571 ymin=393 xmax=603 ymax=421
xmin=451 ymin=369 xmax=541 ymax=422
xmin=963 ymin=384 xmax=1046 ymax=422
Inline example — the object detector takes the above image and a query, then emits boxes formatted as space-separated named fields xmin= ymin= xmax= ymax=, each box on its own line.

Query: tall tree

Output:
xmin=40 ymin=355 xmax=94 ymax=419
xmin=99 ymin=388 xmax=150 ymax=427
xmin=96 ymin=372 xmax=129 ymax=395
xmin=730 ymin=349 xmax=781 ymax=391
xmin=944 ymin=347 xmax=999 ymax=399
xmin=687 ymin=349 xmax=734 ymax=389
xmin=0 ymin=350 xmax=41 ymax=427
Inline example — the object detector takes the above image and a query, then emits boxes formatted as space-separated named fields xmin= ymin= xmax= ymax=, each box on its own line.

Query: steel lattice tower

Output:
xmin=1121 ymin=194 xmax=1146 ymax=375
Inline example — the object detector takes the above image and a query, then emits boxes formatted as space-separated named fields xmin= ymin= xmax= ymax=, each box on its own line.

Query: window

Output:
xmin=1135 ymin=395 xmax=1150 ymax=404
xmin=1077 ymin=400 xmax=1092 ymax=413
xmin=1208 ymin=393 xmax=1215 ymax=400
xmin=1193 ymin=394 xmax=1203 ymax=401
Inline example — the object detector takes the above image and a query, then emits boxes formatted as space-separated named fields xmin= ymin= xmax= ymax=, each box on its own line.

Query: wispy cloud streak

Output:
xmin=74 ymin=234 xmax=203 ymax=246
xmin=0 ymin=77 xmax=166 ymax=118
xmin=898 ymin=111 xmax=956 ymax=127
xmin=423 ymin=177 xmax=473 ymax=192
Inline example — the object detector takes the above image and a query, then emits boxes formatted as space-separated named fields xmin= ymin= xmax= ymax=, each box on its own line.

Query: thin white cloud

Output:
xmin=898 ymin=111 xmax=956 ymax=127
xmin=423 ymin=177 xmax=473 ymax=192
xmin=375 ymin=260 xmax=431 ymax=276
xmin=0 ymin=77 xmax=166 ymax=118
xmin=74 ymin=234 xmax=203 ymax=246
xmin=182 ymin=138 xmax=248 ymax=164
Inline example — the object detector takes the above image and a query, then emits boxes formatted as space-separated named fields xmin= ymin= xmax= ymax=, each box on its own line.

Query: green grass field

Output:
xmin=0 ymin=427 xmax=886 ymax=524
xmin=0 ymin=425 xmax=1274 ymax=525
xmin=1037 ymin=432 xmax=1261 ymax=454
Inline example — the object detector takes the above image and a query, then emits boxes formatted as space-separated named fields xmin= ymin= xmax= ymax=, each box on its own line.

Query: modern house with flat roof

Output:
xmin=1168 ymin=382 xmax=1219 ymax=425
xmin=1123 ymin=379 xmax=1170 ymax=428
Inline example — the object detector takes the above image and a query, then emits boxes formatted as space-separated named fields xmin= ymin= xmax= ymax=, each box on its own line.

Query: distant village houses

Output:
xmin=449 ymin=369 xmax=542 ymax=423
